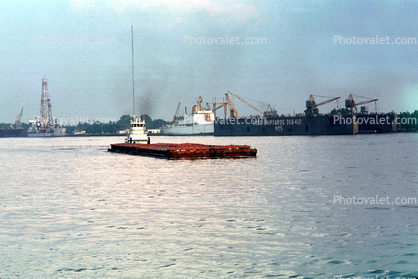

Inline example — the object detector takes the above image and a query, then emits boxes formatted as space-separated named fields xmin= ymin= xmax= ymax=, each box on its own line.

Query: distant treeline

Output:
xmin=0 ymin=122 xmax=30 ymax=129
xmin=0 ymin=114 xmax=169 ymax=134
xmin=64 ymin=114 xmax=169 ymax=135
xmin=329 ymin=109 xmax=418 ymax=132
xmin=397 ymin=111 xmax=418 ymax=132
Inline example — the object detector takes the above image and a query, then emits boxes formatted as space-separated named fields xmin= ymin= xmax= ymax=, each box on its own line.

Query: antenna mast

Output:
xmin=131 ymin=25 xmax=135 ymax=117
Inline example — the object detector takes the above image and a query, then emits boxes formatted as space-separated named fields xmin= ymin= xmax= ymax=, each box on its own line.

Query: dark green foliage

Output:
xmin=330 ymin=108 xmax=350 ymax=115
xmin=0 ymin=122 xmax=30 ymax=129
xmin=398 ymin=110 xmax=418 ymax=132
xmin=62 ymin=114 xmax=169 ymax=134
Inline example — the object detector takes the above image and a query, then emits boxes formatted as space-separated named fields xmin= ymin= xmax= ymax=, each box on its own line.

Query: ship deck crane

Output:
xmin=172 ymin=102 xmax=181 ymax=124
xmin=228 ymin=91 xmax=265 ymax=117
xmin=15 ymin=107 xmax=23 ymax=128
xmin=225 ymin=93 xmax=238 ymax=118
xmin=196 ymin=96 xmax=212 ymax=121
xmin=305 ymin=95 xmax=340 ymax=116
xmin=197 ymin=96 xmax=203 ymax=111
xmin=345 ymin=94 xmax=378 ymax=113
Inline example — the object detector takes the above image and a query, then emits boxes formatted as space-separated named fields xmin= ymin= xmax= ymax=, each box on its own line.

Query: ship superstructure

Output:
xmin=125 ymin=115 xmax=150 ymax=143
xmin=162 ymin=96 xmax=215 ymax=135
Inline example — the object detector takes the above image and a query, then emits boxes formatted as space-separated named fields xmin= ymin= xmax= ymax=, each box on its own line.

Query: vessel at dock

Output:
xmin=213 ymin=92 xmax=397 ymax=136
xmin=28 ymin=78 xmax=66 ymax=138
xmin=0 ymin=108 xmax=26 ymax=138
xmin=162 ymin=96 xmax=214 ymax=136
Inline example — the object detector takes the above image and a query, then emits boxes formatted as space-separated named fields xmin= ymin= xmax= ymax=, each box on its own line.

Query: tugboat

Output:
xmin=125 ymin=115 xmax=150 ymax=144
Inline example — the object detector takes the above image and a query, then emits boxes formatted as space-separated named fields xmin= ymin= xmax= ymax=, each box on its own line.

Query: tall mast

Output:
xmin=40 ymin=78 xmax=53 ymax=125
xmin=131 ymin=25 xmax=135 ymax=117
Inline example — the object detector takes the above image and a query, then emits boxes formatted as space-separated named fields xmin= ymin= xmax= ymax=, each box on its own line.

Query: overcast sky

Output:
xmin=2 ymin=0 xmax=418 ymax=123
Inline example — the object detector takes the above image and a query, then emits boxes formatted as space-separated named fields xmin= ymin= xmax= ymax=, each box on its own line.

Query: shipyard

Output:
xmin=0 ymin=90 xmax=410 ymax=138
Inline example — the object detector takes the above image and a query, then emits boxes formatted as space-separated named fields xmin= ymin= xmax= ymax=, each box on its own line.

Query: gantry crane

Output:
xmin=305 ymin=95 xmax=340 ymax=116
xmin=172 ymin=102 xmax=181 ymax=124
xmin=345 ymin=94 xmax=378 ymax=113
xmin=225 ymin=93 xmax=238 ymax=118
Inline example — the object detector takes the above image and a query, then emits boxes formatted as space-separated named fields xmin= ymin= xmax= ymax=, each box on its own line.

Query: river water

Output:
xmin=1 ymin=134 xmax=418 ymax=278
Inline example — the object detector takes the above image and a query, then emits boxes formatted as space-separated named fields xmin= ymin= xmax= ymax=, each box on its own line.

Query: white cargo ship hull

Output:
xmin=162 ymin=123 xmax=214 ymax=135
xmin=27 ymin=128 xmax=66 ymax=138
xmin=163 ymin=97 xmax=214 ymax=136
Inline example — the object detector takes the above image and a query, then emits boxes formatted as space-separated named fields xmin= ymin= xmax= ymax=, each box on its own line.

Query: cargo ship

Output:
xmin=28 ymin=78 xmax=66 ymax=137
xmin=213 ymin=92 xmax=397 ymax=136
xmin=162 ymin=96 xmax=215 ymax=135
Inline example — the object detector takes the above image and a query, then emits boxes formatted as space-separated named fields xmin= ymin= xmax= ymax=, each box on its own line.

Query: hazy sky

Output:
xmin=2 ymin=0 xmax=418 ymax=123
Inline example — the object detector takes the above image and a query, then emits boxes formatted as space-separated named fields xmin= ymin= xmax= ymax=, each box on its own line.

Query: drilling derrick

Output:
xmin=40 ymin=78 xmax=53 ymax=127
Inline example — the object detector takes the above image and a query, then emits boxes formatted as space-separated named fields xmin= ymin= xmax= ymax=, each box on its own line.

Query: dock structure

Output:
xmin=108 ymin=143 xmax=257 ymax=159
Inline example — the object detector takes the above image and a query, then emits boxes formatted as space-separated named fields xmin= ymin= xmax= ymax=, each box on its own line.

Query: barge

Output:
xmin=108 ymin=142 xmax=257 ymax=159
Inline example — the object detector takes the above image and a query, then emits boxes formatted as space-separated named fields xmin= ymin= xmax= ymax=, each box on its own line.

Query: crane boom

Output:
xmin=345 ymin=94 xmax=378 ymax=109
xmin=225 ymin=93 xmax=238 ymax=118
xmin=15 ymin=107 xmax=24 ymax=128
xmin=228 ymin=91 xmax=264 ymax=116
xmin=306 ymin=95 xmax=340 ymax=108
xmin=316 ymin=96 xmax=340 ymax=107
xmin=355 ymin=99 xmax=378 ymax=106
xmin=172 ymin=102 xmax=181 ymax=123
xmin=196 ymin=96 xmax=203 ymax=111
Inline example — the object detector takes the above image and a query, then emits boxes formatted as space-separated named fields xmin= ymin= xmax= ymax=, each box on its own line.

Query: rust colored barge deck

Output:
xmin=108 ymin=143 xmax=257 ymax=159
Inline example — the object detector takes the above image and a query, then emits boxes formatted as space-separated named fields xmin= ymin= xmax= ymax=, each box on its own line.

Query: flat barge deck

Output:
xmin=108 ymin=143 xmax=257 ymax=159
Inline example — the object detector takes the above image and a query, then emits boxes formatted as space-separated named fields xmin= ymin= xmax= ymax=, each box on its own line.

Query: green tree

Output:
xmin=149 ymin=119 xmax=169 ymax=129
xmin=140 ymin=114 xmax=152 ymax=124
xmin=118 ymin=115 xmax=131 ymax=126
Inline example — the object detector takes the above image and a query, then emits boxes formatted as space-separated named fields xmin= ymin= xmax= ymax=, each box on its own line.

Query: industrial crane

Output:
xmin=15 ymin=107 xmax=24 ymax=128
xmin=345 ymin=94 xmax=378 ymax=113
xmin=228 ymin=91 xmax=264 ymax=117
xmin=196 ymin=96 xmax=212 ymax=121
xmin=172 ymin=102 xmax=181 ymax=124
xmin=212 ymin=97 xmax=228 ymax=119
xmin=196 ymin=96 xmax=203 ymax=111
xmin=264 ymin=104 xmax=278 ymax=117
xmin=305 ymin=95 xmax=340 ymax=116
xmin=225 ymin=93 xmax=238 ymax=118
